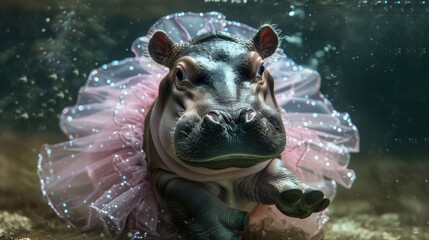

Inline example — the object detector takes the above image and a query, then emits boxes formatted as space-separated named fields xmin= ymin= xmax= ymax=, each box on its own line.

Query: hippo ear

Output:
xmin=148 ymin=30 xmax=176 ymax=67
xmin=252 ymin=25 xmax=279 ymax=59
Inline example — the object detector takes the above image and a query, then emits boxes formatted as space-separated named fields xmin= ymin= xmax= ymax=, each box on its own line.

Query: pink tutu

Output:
xmin=38 ymin=12 xmax=359 ymax=239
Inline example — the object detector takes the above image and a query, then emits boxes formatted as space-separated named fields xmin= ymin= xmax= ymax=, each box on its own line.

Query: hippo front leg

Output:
xmin=234 ymin=159 xmax=330 ymax=219
xmin=153 ymin=170 xmax=249 ymax=240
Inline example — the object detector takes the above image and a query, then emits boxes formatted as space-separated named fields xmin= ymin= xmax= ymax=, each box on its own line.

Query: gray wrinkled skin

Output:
xmin=143 ymin=25 xmax=329 ymax=239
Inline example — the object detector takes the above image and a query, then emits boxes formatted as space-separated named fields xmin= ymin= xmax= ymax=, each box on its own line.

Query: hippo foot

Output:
xmin=235 ymin=158 xmax=330 ymax=219
xmin=276 ymin=186 xmax=330 ymax=219
xmin=164 ymin=178 xmax=249 ymax=240
xmin=264 ymin=160 xmax=330 ymax=219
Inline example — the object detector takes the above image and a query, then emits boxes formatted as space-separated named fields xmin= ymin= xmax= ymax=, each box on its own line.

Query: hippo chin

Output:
xmin=142 ymin=25 xmax=330 ymax=239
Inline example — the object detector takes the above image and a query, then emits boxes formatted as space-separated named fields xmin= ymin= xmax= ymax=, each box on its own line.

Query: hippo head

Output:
xmin=148 ymin=25 xmax=286 ymax=169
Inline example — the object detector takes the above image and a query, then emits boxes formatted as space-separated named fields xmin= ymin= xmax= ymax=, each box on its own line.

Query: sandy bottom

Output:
xmin=1 ymin=131 xmax=428 ymax=239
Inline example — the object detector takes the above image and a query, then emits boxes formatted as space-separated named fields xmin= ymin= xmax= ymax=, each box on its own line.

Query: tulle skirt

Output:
xmin=38 ymin=11 xmax=359 ymax=239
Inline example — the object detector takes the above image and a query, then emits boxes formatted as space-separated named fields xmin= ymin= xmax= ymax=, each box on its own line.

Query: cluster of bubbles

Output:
xmin=1 ymin=2 xmax=117 ymax=131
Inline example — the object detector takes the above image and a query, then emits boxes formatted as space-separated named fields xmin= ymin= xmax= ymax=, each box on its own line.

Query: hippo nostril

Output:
xmin=207 ymin=111 xmax=221 ymax=124
xmin=245 ymin=109 xmax=256 ymax=123
xmin=207 ymin=109 xmax=254 ymax=126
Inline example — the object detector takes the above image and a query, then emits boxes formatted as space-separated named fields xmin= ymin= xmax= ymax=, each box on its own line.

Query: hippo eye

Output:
xmin=257 ymin=64 xmax=265 ymax=76
xmin=175 ymin=68 xmax=187 ymax=81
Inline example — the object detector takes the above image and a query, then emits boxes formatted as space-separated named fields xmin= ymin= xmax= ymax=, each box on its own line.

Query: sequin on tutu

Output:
xmin=38 ymin=11 xmax=359 ymax=238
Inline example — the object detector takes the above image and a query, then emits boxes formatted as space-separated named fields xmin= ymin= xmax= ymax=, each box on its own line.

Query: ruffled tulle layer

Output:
xmin=38 ymin=11 xmax=359 ymax=238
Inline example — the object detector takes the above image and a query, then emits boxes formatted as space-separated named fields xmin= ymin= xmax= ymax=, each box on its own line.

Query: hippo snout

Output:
xmin=173 ymin=106 xmax=286 ymax=168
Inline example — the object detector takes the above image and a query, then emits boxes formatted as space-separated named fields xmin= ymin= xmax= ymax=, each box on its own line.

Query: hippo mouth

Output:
xmin=173 ymin=110 xmax=286 ymax=169
xmin=178 ymin=154 xmax=278 ymax=169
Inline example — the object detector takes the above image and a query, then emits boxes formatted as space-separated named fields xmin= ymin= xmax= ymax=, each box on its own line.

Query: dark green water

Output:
xmin=1 ymin=0 xmax=428 ymax=239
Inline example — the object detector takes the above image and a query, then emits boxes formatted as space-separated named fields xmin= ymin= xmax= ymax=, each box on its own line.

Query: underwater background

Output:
xmin=0 ymin=0 xmax=428 ymax=239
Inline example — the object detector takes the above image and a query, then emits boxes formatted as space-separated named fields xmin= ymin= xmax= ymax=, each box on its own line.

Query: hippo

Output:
xmin=143 ymin=25 xmax=329 ymax=239
xmin=38 ymin=12 xmax=359 ymax=240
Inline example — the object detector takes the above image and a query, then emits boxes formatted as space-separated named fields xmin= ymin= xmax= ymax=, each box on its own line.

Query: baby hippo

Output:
xmin=144 ymin=25 xmax=330 ymax=239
